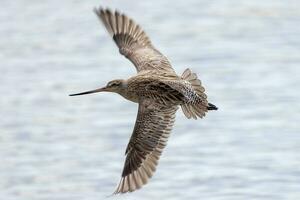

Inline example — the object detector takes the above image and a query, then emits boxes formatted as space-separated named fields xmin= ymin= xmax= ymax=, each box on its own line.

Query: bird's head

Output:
xmin=104 ymin=79 xmax=126 ymax=92
xmin=69 ymin=79 xmax=126 ymax=96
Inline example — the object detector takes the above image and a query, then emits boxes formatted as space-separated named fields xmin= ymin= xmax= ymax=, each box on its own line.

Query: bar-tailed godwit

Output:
xmin=70 ymin=7 xmax=218 ymax=194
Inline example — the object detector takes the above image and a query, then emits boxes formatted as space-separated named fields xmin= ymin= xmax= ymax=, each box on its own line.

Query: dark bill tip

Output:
xmin=69 ymin=87 xmax=105 ymax=96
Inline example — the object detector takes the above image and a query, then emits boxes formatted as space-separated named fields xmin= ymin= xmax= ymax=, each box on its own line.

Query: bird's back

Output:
xmin=126 ymin=71 xmax=194 ymax=105
xmin=125 ymin=68 xmax=214 ymax=119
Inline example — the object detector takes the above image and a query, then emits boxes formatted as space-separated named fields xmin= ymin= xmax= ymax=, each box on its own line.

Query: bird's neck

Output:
xmin=117 ymin=81 xmax=139 ymax=103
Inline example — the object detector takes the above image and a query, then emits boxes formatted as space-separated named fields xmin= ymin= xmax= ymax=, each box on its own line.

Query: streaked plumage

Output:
xmin=70 ymin=7 xmax=217 ymax=194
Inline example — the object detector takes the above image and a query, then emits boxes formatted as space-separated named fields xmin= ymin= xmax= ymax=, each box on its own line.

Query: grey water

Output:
xmin=1 ymin=0 xmax=300 ymax=199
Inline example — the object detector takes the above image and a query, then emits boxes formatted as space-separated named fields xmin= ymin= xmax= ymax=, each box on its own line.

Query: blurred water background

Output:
xmin=1 ymin=0 xmax=300 ymax=199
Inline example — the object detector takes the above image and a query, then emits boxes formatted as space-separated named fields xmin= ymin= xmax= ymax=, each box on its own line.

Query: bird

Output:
xmin=69 ymin=7 xmax=218 ymax=194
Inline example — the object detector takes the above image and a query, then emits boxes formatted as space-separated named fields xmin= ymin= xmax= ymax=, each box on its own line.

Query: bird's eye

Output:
xmin=109 ymin=82 xmax=119 ymax=87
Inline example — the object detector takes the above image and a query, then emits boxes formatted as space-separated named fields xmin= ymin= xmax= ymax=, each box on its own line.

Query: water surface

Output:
xmin=1 ymin=0 xmax=300 ymax=199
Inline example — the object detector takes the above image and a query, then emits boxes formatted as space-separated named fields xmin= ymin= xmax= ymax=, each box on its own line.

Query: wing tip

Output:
xmin=93 ymin=6 xmax=122 ymax=17
xmin=93 ymin=6 xmax=102 ymax=15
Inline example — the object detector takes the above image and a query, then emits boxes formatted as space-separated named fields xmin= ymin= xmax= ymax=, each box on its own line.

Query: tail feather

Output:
xmin=181 ymin=68 xmax=217 ymax=119
xmin=181 ymin=68 xmax=205 ymax=94
xmin=181 ymin=104 xmax=192 ymax=119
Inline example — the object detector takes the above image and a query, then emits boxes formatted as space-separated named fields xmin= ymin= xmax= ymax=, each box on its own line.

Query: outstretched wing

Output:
xmin=94 ymin=7 xmax=175 ymax=73
xmin=114 ymin=99 xmax=178 ymax=194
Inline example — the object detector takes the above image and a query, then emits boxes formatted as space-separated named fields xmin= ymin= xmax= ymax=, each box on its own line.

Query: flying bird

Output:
xmin=70 ymin=7 xmax=218 ymax=194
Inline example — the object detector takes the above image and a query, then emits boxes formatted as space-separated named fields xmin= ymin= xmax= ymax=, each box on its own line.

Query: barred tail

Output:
xmin=181 ymin=68 xmax=217 ymax=119
xmin=181 ymin=103 xmax=208 ymax=119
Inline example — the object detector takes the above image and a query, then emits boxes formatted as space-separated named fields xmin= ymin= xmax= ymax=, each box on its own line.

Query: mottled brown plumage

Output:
xmin=70 ymin=7 xmax=217 ymax=194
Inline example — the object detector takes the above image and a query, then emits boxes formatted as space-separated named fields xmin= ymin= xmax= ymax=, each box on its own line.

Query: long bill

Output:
xmin=69 ymin=87 xmax=106 ymax=96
